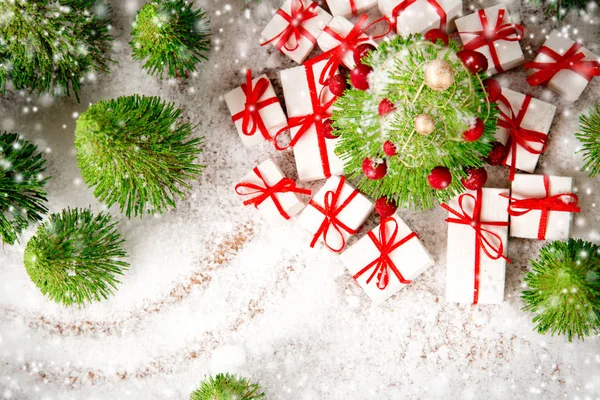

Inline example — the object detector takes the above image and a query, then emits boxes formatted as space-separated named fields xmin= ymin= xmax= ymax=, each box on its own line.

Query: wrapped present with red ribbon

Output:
xmin=298 ymin=176 xmax=373 ymax=253
xmin=340 ymin=214 xmax=435 ymax=304
xmin=503 ymin=174 xmax=580 ymax=240
xmin=224 ymin=71 xmax=287 ymax=147
xmin=455 ymin=5 xmax=524 ymax=75
xmin=325 ymin=0 xmax=377 ymax=18
xmin=379 ymin=0 xmax=462 ymax=36
xmin=525 ymin=30 xmax=600 ymax=102
xmin=278 ymin=57 xmax=345 ymax=182
xmin=235 ymin=159 xmax=311 ymax=223
xmin=261 ymin=0 xmax=332 ymax=64
xmin=442 ymin=188 xmax=510 ymax=304
xmin=495 ymin=87 xmax=556 ymax=181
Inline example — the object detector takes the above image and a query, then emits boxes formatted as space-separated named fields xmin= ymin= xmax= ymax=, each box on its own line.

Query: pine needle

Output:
xmin=575 ymin=104 xmax=600 ymax=177
xmin=190 ymin=374 xmax=265 ymax=400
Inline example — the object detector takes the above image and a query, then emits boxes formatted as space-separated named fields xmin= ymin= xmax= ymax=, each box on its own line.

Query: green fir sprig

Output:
xmin=24 ymin=208 xmax=129 ymax=307
xmin=75 ymin=95 xmax=204 ymax=218
xmin=0 ymin=132 xmax=49 ymax=245
xmin=522 ymin=239 xmax=600 ymax=341
xmin=526 ymin=0 xmax=599 ymax=19
xmin=190 ymin=374 xmax=265 ymax=400
xmin=131 ymin=0 xmax=211 ymax=78
xmin=575 ymin=104 xmax=600 ymax=177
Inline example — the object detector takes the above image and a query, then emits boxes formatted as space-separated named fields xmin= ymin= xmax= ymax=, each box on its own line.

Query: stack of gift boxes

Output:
xmin=225 ymin=0 xmax=595 ymax=306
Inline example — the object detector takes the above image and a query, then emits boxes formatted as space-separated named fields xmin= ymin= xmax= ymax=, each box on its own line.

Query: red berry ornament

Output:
xmin=320 ymin=119 xmax=338 ymax=139
xmin=350 ymin=64 xmax=372 ymax=90
xmin=375 ymin=197 xmax=398 ymax=218
xmin=483 ymin=78 xmax=502 ymax=102
xmin=462 ymin=117 xmax=484 ymax=142
xmin=461 ymin=167 xmax=488 ymax=190
xmin=362 ymin=158 xmax=387 ymax=180
xmin=383 ymin=140 xmax=397 ymax=156
xmin=378 ymin=99 xmax=395 ymax=116
xmin=427 ymin=166 xmax=452 ymax=190
xmin=486 ymin=141 xmax=507 ymax=166
xmin=424 ymin=28 xmax=449 ymax=46
xmin=329 ymin=74 xmax=347 ymax=97
xmin=353 ymin=43 xmax=376 ymax=66
xmin=457 ymin=50 xmax=488 ymax=74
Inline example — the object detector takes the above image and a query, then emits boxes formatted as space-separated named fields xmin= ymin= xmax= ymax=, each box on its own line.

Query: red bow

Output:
xmin=231 ymin=70 xmax=279 ymax=141
xmin=390 ymin=0 xmax=447 ymax=32
xmin=525 ymin=42 xmax=600 ymax=86
xmin=462 ymin=9 xmax=524 ymax=73
xmin=235 ymin=167 xmax=311 ymax=220
xmin=261 ymin=0 xmax=319 ymax=53
xmin=353 ymin=217 xmax=417 ymax=290
xmin=309 ymin=176 xmax=359 ymax=252
xmin=497 ymin=93 xmax=548 ymax=181
xmin=441 ymin=189 xmax=510 ymax=305
xmin=502 ymin=175 xmax=580 ymax=240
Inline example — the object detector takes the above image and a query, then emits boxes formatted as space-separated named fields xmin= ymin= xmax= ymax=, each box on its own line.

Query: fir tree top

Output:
xmin=190 ymin=374 xmax=265 ymax=400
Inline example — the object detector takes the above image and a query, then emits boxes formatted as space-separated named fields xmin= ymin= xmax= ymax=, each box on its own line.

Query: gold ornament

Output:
xmin=414 ymin=113 xmax=435 ymax=135
xmin=424 ymin=59 xmax=455 ymax=91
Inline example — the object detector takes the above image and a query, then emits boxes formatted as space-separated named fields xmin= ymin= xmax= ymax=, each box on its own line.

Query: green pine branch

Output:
xmin=74 ymin=94 xmax=204 ymax=218
xmin=522 ymin=239 xmax=600 ymax=341
xmin=0 ymin=132 xmax=49 ymax=245
xmin=0 ymin=0 xmax=114 ymax=100
xmin=130 ymin=0 xmax=211 ymax=78
xmin=525 ymin=0 xmax=599 ymax=19
xmin=575 ymin=104 xmax=600 ymax=177
xmin=23 ymin=208 xmax=129 ymax=307
xmin=190 ymin=374 xmax=265 ymax=400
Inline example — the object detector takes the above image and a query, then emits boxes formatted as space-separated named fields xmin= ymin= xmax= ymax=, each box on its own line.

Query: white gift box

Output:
xmin=280 ymin=59 xmax=345 ymax=182
xmin=235 ymin=159 xmax=308 ymax=223
xmin=326 ymin=0 xmax=377 ymax=17
xmin=224 ymin=73 xmax=287 ymax=147
xmin=340 ymin=214 xmax=435 ymax=305
xmin=455 ymin=5 xmax=524 ymax=75
xmin=298 ymin=176 xmax=373 ymax=252
xmin=526 ymin=30 xmax=600 ymax=102
xmin=261 ymin=0 xmax=332 ymax=64
xmin=508 ymin=174 xmax=579 ymax=240
xmin=379 ymin=0 xmax=462 ymax=36
xmin=445 ymin=188 xmax=509 ymax=304
xmin=495 ymin=87 xmax=556 ymax=178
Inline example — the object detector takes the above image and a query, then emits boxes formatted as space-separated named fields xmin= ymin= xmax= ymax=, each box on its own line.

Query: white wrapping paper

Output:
xmin=326 ymin=0 xmax=377 ymax=17
xmin=316 ymin=16 xmax=377 ymax=70
xmin=379 ymin=0 xmax=462 ymax=35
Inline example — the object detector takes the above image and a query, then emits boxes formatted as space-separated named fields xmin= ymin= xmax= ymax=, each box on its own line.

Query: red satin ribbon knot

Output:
xmin=502 ymin=175 xmax=580 ymax=240
xmin=462 ymin=9 xmax=524 ymax=73
xmin=235 ymin=167 xmax=311 ymax=220
xmin=261 ymin=0 xmax=319 ymax=52
xmin=390 ymin=0 xmax=447 ymax=32
xmin=308 ymin=176 xmax=359 ymax=252
xmin=353 ymin=217 xmax=417 ymax=290
xmin=497 ymin=93 xmax=548 ymax=181
xmin=441 ymin=189 xmax=510 ymax=305
xmin=525 ymin=42 xmax=600 ymax=86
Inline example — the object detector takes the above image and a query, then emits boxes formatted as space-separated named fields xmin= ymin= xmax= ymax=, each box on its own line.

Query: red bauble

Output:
xmin=486 ymin=141 xmax=507 ymax=166
xmin=353 ymin=43 xmax=376 ymax=66
xmin=350 ymin=64 xmax=372 ymax=90
xmin=378 ymin=99 xmax=395 ymax=116
xmin=457 ymin=50 xmax=488 ymax=74
xmin=320 ymin=119 xmax=338 ymax=139
xmin=427 ymin=166 xmax=452 ymax=190
xmin=462 ymin=117 xmax=484 ymax=142
xmin=362 ymin=158 xmax=387 ymax=180
xmin=329 ymin=74 xmax=347 ymax=97
xmin=461 ymin=167 xmax=488 ymax=190
xmin=375 ymin=197 xmax=398 ymax=218
xmin=383 ymin=140 xmax=397 ymax=156
xmin=424 ymin=28 xmax=449 ymax=46
xmin=483 ymin=78 xmax=502 ymax=102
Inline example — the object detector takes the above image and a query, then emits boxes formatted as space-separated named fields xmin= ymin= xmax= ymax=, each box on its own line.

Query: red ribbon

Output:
xmin=525 ymin=42 xmax=600 ymax=86
xmin=235 ymin=166 xmax=311 ymax=220
xmin=261 ymin=0 xmax=319 ymax=53
xmin=353 ymin=217 xmax=418 ymax=289
xmin=502 ymin=175 xmax=580 ymax=240
xmin=308 ymin=176 xmax=359 ymax=252
xmin=390 ymin=0 xmax=447 ymax=32
xmin=462 ymin=9 xmax=524 ymax=73
xmin=231 ymin=71 xmax=279 ymax=141
xmin=441 ymin=189 xmax=510 ymax=305
xmin=349 ymin=0 xmax=358 ymax=16
xmin=497 ymin=93 xmax=548 ymax=181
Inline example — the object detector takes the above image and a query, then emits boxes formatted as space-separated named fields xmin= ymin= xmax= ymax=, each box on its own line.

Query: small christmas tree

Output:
xmin=24 ymin=208 xmax=129 ymax=307
xmin=0 ymin=132 xmax=49 ymax=245
xmin=0 ymin=0 xmax=113 ymax=100
xmin=522 ymin=239 xmax=600 ymax=341
xmin=74 ymin=95 xmax=204 ymax=218
xmin=332 ymin=34 xmax=497 ymax=209
xmin=575 ymin=104 xmax=600 ymax=177
xmin=130 ymin=0 xmax=211 ymax=78
xmin=190 ymin=374 xmax=265 ymax=400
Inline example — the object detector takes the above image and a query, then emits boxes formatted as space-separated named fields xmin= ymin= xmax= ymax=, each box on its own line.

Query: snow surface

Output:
xmin=1 ymin=0 xmax=600 ymax=398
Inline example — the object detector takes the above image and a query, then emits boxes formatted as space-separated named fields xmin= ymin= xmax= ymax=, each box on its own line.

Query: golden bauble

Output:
xmin=424 ymin=59 xmax=455 ymax=91
xmin=414 ymin=113 xmax=436 ymax=135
